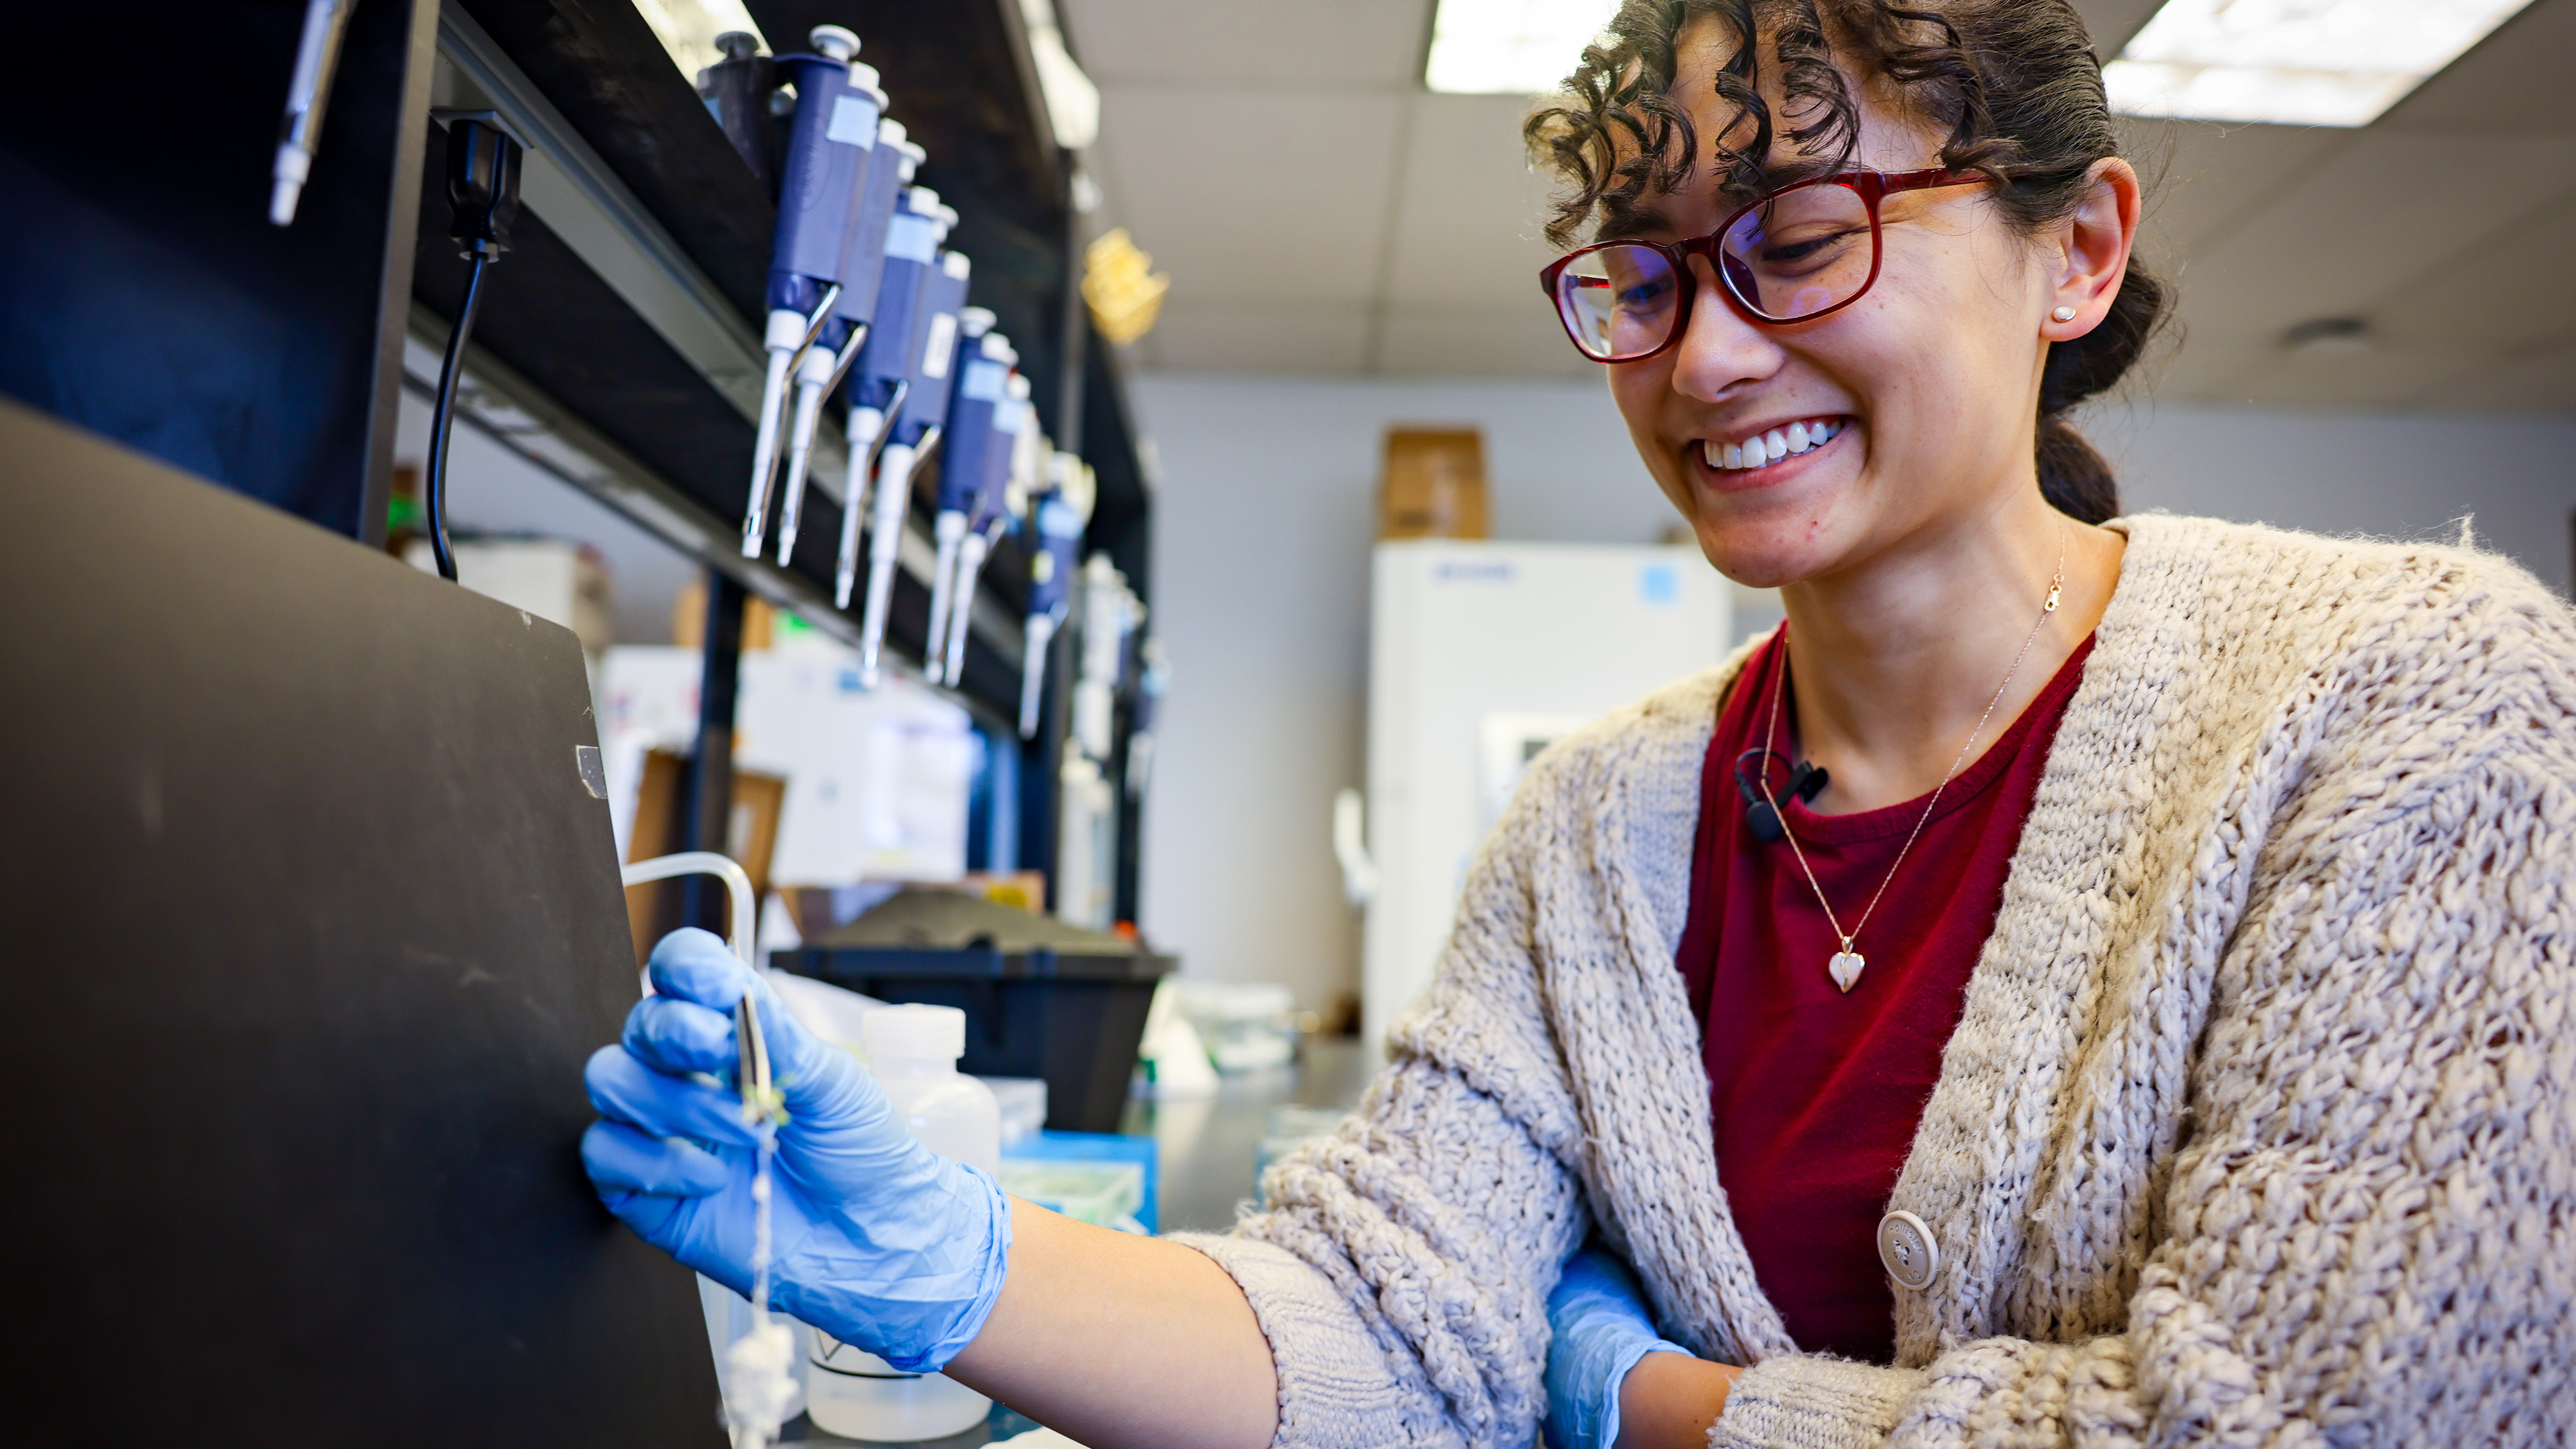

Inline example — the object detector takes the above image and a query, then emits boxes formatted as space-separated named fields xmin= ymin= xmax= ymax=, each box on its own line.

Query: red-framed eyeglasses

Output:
xmin=1539 ymin=167 xmax=1986 ymax=363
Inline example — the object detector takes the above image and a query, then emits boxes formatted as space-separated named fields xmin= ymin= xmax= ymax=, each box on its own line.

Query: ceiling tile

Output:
xmin=1373 ymin=305 xmax=1599 ymax=377
xmin=2119 ymin=119 xmax=2353 ymax=258
xmin=1146 ymin=303 xmax=1374 ymax=372
xmin=1062 ymin=0 xmax=1433 ymax=89
xmin=2379 ymin=0 xmax=2576 ymax=135
xmin=2170 ymin=130 xmax=2576 ymax=349
xmin=2373 ymin=185 xmax=2576 ymax=350
xmin=1071 ymin=0 xmax=2576 ymax=398
xmin=1092 ymin=89 xmax=1404 ymax=308
xmin=1379 ymin=94 xmax=1565 ymax=310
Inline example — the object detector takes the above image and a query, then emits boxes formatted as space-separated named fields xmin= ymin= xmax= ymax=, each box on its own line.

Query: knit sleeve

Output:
xmin=1708 ymin=619 xmax=2576 ymax=1448
xmin=1173 ymin=785 xmax=1597 ymax=1449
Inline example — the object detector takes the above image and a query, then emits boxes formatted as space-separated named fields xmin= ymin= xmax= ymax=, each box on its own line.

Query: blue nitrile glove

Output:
xmin=581 ymin=928 xmax=1012 ymax=1373
xmin=1543 ymin=1242 xmax=1698 ymax=1449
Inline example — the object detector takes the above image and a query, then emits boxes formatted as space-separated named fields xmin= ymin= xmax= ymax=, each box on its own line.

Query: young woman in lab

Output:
xmin=581 ymin=0 xmax=2576 ymax=1444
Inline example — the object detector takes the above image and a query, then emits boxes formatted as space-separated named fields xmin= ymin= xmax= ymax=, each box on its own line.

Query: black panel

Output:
xmin=4 ymin=400 xmax=724 ymax=1447
xmin=0 ymin=0 xmax=434 ymax=541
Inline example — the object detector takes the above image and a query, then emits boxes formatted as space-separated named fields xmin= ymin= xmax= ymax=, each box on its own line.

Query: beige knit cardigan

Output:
xmin=1172 ymin=514 xmax=2576 ymax=1448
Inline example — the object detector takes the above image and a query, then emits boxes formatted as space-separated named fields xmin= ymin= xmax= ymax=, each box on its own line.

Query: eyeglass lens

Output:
xmin=1721 ymin=184 xmax=1874 ymax=325
xmin=1554 ymin=246 xmax=1683 ymax=361
xmin=1553 ymin=183 xmax=1878 ymax=360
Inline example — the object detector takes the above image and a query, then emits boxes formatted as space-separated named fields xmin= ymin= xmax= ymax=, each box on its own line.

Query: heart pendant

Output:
xmin=1828 ymin=950 xmax=1867 ymax=993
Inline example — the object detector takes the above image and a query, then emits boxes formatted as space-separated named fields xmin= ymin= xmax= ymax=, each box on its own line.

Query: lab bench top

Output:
xmin=780 ymin=1037 xmax=1382 ymax=1447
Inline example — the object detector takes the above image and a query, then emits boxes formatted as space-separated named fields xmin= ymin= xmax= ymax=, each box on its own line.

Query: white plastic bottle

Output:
xmin=804 ymin=1004 xmax=1002 ymax=1442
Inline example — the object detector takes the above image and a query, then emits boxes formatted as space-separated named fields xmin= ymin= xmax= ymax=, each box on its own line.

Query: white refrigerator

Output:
xmin=1359 ymin=541 xmax=1730 ymax=1048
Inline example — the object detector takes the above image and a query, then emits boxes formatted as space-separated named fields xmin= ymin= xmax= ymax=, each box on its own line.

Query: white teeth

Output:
xmin=1703 ymin=418 xmax=1844 ymax=471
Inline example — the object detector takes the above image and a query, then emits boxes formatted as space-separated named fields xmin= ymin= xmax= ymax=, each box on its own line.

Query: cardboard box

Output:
xmin=403 ymin=536 xmax=615 ymax=654
xmin=1379 ymin=428 xmax=1489 ymax=540
xmin=670 ymin=575 xmax=774 ymax=651
xmin=622 ymin=746 xmax=787 ymax=964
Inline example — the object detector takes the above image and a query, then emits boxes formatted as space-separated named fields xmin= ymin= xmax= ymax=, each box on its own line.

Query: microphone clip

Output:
xmin=1734 ymin=748 xmax=1828 ymax=843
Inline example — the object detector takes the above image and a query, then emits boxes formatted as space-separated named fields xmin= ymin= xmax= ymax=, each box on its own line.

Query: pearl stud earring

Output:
xmin=2051 ymin=305 xmax=2077 ymax=322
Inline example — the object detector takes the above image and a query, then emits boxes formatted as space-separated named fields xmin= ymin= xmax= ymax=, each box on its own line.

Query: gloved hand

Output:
xmin=581 ymin=928 xmax=1012 ymax=1373
xmin=1543 ymin=1241 xmax=1697 ymax=1449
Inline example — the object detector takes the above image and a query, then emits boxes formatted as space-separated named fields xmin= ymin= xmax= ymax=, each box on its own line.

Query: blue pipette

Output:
xmin=772 ymin=63 xmax=895 ymax=565
xmin=831 ymin=149 xmax=930 ymax=604
xmin=856 ymin=237 xmax=972 ymax=685
xmin=939 ymin=371 xmax=1033 ymax=686
xmin=741 ymin=26 xmax=873 ymax=559
xmin=1018 ymin=453 xmax=1092 ymax=737
xmin=924 ymin=317 xmax=1008 ymax=682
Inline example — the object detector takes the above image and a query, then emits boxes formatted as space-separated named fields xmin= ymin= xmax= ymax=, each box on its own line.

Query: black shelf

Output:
xmin=420 ymin=0 xmax=1154 ymax=914
xmin=427 ymin=0 xmax=1152 ymax=714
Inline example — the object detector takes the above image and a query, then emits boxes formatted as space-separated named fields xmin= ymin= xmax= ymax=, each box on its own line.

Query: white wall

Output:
xmin=2088 ymin=399 xmax=2576 ymax=594
xmin=1126 ymin=376 xmax=1692 ymax=1012
xmin=1130 ymin=371 xmax=2576 ymax=1011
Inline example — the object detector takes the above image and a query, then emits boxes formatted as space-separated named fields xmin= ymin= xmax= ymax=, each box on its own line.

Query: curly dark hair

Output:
xmin=1524 ymin=0 xmax=2169 ymax=524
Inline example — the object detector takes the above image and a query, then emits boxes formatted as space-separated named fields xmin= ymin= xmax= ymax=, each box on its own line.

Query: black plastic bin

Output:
xmin=779 ymin=890 xmax=1176 ymax=1133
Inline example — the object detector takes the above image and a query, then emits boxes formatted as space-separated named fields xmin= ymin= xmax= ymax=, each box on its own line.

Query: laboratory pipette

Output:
xmin=742 ymin=26 xmax=871 ymax=560
xmin=856 ymin=240 xmax=973 ymax=685
xmin=1017 ymin=453 xmax=1092 ymax=737
xmin=830 ymin=162 xmax=935 ymax=607
xmin=269 ymin=0 xmax=356 ymax=225
xmin=772 ymin=60 xmax=892 ymax=565
xmin=924 ymin=316 xmax=1008 ymax=683
xmin=940 ymin=373 xmax=1033 ymax=686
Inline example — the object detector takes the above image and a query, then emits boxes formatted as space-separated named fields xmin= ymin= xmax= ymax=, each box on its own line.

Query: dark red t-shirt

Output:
xmin=1673 ymin=626 xmax=2094 ymax=1363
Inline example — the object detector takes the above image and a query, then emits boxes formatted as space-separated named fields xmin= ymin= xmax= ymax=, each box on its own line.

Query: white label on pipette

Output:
xmin=884 ymin=214 xmax=939 ymax=264
xmin=962 ymin=358 xmax=1007 ymax=401
xmin=828 ymin=93 xmax=882 ymax=145
xmin=921 ymin=312 xmax=959 ymax=378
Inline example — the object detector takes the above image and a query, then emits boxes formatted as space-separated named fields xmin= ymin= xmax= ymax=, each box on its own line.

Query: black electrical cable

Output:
xmin=423 ymin=251 xmax=488 ymax=583
xmin=422 ymin=115 xmax=522 ymax=583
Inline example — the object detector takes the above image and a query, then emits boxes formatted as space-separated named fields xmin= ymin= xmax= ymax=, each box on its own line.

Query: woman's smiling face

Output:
xmin=1603 ymin=17 xmax=2087 ymax=590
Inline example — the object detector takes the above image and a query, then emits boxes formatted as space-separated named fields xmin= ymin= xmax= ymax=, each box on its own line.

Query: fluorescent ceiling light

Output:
xmin=2104 ymin=0 xmax=2538 ymax=127
xmin=1425 ymin=0 xmax=1621 ymax=95
xmin=630 ymin=0 xmax=766 ymax=85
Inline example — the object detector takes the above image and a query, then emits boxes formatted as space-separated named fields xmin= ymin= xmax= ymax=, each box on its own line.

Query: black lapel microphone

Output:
xmin=1735 ymin=748 xmax=1829 ymax=843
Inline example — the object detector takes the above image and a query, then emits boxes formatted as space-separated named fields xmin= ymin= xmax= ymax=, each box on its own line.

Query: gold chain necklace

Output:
xmin=1758 ymin=528 xmax=2067 ymax=993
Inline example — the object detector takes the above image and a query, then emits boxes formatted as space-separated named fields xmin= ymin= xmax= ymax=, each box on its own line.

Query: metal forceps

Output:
xmin=736 ymin=991 xmax=777 ymax=1125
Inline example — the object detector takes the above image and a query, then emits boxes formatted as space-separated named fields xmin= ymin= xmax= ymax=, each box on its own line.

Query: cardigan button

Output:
xmin=1877 ymin=1210 xmax=1938 ymax=1290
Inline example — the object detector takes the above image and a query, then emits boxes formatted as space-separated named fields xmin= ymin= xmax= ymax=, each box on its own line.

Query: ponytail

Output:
xmin=2034 ymin=260 xmax=2168 ymax=524
xmin=2036 ymin=414 xmax=2118 ymax=524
